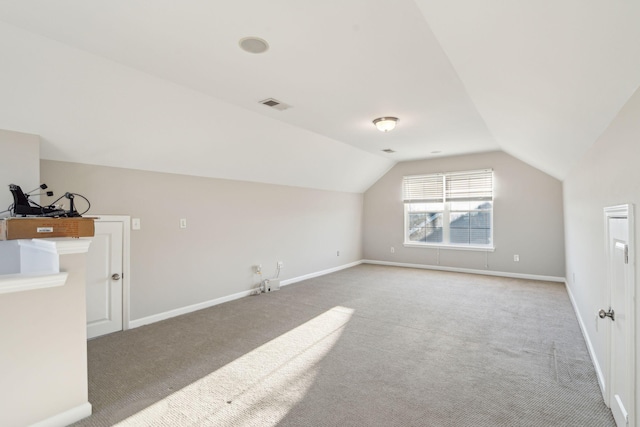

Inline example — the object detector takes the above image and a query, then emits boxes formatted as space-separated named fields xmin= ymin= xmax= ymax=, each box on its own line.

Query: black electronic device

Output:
xmin=8 ymin=184 xmax=86 ymax=217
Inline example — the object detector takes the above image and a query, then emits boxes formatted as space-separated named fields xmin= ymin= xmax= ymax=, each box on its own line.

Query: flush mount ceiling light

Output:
xmin=239 ymin=37 xmax=269 ymax=54
xmin=373 ymin=117 xmax=398 ymax=132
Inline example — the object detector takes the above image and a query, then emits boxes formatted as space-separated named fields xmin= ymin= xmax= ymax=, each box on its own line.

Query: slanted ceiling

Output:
xmin=0 ymin=1 xmax=638 ymax=193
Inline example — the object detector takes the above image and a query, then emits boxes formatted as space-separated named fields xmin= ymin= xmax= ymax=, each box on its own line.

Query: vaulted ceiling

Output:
xmin=0 ymin=1 xmax=638 ymax=192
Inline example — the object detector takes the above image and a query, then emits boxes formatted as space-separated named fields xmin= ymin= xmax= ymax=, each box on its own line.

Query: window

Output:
xmin=403 ymin=169 xmax=493 ymax=250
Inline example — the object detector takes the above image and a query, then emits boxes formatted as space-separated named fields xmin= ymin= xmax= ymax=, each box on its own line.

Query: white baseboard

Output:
xmin=129 ymin=289 xmax=252 ymax=329
xmin=30 ymin=402 xmax=92 ymax=427
xmin=129 ymin=259 xmax=559 ymax=331
xmin=129 ymin=260 xmax=363 ymax=329
xmin=362 ymin=259 xmax=565 ymax=283
xmin=280 ymin=260 xmax=363 ymax=286
xmin=564 ymin=280 xmax=606 ymax=398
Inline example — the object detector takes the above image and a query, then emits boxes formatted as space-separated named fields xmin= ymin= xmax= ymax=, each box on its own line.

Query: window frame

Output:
xmin=402 ymin=169 xmax=495 ymax=252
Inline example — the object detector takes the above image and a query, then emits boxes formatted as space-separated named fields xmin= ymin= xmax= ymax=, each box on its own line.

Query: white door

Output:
xmin=603 ymin=205 xmax=635 ymax=427
xmin=86 ymin=219 xmax=123 ymax=339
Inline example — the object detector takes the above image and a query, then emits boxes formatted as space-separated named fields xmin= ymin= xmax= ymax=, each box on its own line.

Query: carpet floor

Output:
xmin=71 ymin=264 xmax=615 ymax=426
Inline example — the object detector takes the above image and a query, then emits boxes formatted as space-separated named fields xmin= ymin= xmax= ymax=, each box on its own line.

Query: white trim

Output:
xmin=126 ymin=259 xmax=564 ymax=333
xmin=280 ymin=260 xmax=363 ymax=286
xmin=92 ymin=215 xmax=131 ymax=331
xmin=604 ymin=204 xmax=632 ymax=218
xmin=19 ymin=238 xmax=92 ymax=255
xmin=362 ymin=259 xmax=565 ymax=282
xmin=129 ymin=289 xmax=253 ymax=329
xmin=403 ymin=243 xmax=495 ymax=252
xmin=403 ymin=168 xmax=493 ymax=181
xmin=0 ymin=272 xmax=68 ymax=294
xmin=565 ymin=280 xmax=606 ymax=397
xmin=29 ymin=402 xmax=92 ymax=427
xmin=603 ymin=203 xmax=635 ymax=424
xmin=129 ymin=261 xmax=363 ymax=329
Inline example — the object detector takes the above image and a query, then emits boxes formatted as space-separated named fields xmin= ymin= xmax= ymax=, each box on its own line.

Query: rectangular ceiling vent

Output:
xmin=260 ymin=98 xmax=291 ymax=111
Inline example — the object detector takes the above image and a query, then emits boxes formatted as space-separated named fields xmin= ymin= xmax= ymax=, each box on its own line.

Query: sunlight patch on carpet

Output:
xmin=115 ymin=306 xmax=355 ymax=426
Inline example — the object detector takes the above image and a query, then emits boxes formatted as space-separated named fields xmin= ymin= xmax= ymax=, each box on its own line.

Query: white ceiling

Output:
xmin=0 ymin=0 xmax=638 ymax=189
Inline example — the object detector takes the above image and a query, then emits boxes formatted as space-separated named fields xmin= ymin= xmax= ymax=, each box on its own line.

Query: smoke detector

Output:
xmin=260 ymin=98 xmax=291 ymax=111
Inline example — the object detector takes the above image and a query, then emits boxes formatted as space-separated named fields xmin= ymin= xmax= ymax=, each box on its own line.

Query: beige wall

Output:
xmin=363 ymin=151 xmax=565 ymax=278
xmin=563 ymin=86 xmax=640 ymax=411
xmin=0 ymin=129 xmax=40 ymax=281
xmin=0 ymin=251 xmax=89 ymax=427
xmin=0 ymin=129 xmax=40 ymax=218
xmin=41 ymin=160 xmax=363 ymax=321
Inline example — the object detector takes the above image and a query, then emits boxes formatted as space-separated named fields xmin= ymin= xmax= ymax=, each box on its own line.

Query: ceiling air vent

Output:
xmin=381 ymin=149 xmax=396 ymax=153
xmin=260 ymin=98 xmax=291 ymax=111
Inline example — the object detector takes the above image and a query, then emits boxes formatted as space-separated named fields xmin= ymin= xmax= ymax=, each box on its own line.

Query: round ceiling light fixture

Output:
xmin=239 ymin=37 xmax=270 ymax=54
xmin=373 ymin=117 xmax=398 ymax=132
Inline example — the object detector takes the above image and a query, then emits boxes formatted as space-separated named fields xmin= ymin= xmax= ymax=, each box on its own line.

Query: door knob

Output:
xmin=111 ymin=273 xmax=121 ymax=281
xmin=598 ymin=308 xmax=615 ymax=321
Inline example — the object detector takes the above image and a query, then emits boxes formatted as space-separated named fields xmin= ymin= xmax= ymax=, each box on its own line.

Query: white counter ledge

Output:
xmin=0 ymin=237 xmax=93 ymax=426
xmin=0 ymin=238 xmax=91 ymax=294
xmin=0 ymin=271 xmax=68 ymax=295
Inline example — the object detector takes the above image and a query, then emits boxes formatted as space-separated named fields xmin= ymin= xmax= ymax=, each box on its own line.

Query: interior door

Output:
xmin=86 ymin=220 xmax=123 ymax=339
xmin=603 ymin=206 xmax=635 ymax=427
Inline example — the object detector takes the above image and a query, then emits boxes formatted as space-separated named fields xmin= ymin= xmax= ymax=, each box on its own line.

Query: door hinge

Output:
xmin=624 ymin=245 xmax=629 ymax=264
xmin=616 ymin=242 xmax=629 ymax=264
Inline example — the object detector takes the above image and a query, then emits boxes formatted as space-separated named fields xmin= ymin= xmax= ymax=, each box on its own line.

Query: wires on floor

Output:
xmin=274 ymin=261 xmax=281 ymax=279
xmin=251 ymin=262 xmax=282 ymax=296
xmin=251 ymin=267 xmax=263 ymax=296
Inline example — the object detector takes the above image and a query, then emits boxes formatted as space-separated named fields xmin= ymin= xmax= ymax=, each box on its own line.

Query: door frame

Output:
xmin=603 ymin=203 xmax=635 ymax=425
xmin=93 ymin=215 xmax=131 ymax=331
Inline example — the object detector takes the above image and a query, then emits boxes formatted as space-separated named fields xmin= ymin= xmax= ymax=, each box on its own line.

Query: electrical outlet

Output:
xmin=179 ymin=218 xmax=187 ymax=229
xmin=277 ymin=261 xmax=284 ymax=268
xmin=391 ymin=246 xmax=395 ymax=253
xmin=513 ymin=254 xmax=520 ymax=262
xmin=254 ymin=264 xmax=262 ymax=274
xmin=264 ymin=278 xmax=281 ymax=292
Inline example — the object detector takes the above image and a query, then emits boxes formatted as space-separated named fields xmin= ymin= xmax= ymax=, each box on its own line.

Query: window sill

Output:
xmin=403 ymin=242 xmax=495 ymax=252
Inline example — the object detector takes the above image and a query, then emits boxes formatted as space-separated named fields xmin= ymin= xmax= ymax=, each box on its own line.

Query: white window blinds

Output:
xmin=445 ymin=170 xmax=493 ymax=201
xmin=403 ymin=169 xmax=493 ymax=202
xmin=402 ymin=174 xmax=444 ymax=203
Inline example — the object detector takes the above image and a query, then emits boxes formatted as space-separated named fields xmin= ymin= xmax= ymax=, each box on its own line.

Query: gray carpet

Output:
xmin=72 ymin=264 xmax=615 ymax=426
